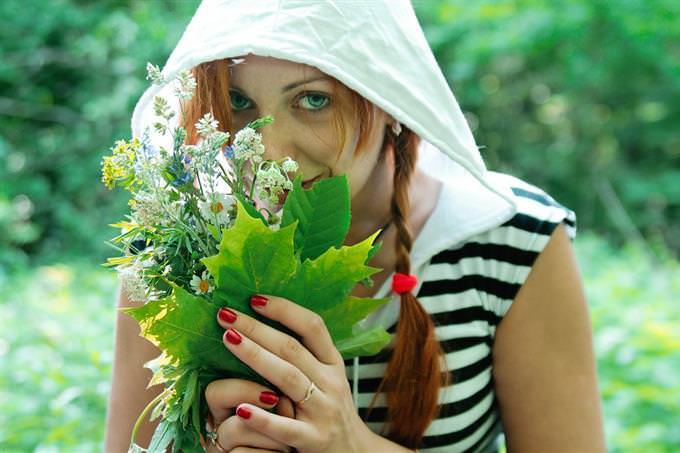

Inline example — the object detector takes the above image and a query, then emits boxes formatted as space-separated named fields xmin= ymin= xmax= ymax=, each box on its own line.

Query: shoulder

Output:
xmin=486 ymin=171 xmax=577 ymax=241
xmin=427 ymin=172 xmax=578 ymax=331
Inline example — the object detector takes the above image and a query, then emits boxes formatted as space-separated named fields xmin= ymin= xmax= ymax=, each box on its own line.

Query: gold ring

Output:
xmin=206 ymin=425 xmax=226 ymax=452
xmin=297 ymin=381 xmax=317 ymax=405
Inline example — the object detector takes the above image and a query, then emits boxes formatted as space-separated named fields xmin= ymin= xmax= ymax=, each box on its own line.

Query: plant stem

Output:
xmin=129 ymin=386 xmax=171 ymax=448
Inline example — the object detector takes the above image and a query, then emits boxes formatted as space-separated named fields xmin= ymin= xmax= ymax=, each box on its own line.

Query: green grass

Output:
xmin=0 ymin=235 xmax=678 ymax=451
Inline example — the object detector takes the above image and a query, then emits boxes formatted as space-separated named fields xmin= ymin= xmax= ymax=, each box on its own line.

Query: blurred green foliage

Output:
xmin=0 ymin=0 xmax=678 ymax=451
xmin=1 ymin=237 xmax=678 ymax=451
xmin=415 ymin=0 xmax=680 ymax=252
xmin=0 ymin=0 xmax=200 ymax=271
xmin=1 ymin=0 xmax=678 ymax=271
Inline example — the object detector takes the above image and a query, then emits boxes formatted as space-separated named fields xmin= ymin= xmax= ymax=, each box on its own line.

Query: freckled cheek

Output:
xmin=293 ymin=132 xmax=344 ymax=166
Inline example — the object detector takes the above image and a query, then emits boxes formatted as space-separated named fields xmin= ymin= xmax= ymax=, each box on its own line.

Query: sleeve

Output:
xmin=476 ymin=174 xmax=577 ymax=324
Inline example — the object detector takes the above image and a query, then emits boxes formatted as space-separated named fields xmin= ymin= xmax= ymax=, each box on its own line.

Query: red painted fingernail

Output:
xmin=236 ymin=405 xmax=252 ymax=419
xmin=218 ymin=307 xmax=237 ymax=323
xmin=250 ymin=295 xmax=268 ymax=308
xmin=259 ymin=391 xmax=279 ymax=405
xmin=224 ymin=328 xmax=242 ymax=345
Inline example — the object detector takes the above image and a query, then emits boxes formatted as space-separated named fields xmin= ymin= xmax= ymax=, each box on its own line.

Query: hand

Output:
xmin=211 ymin=294 xmax=375 ymax=453
xmin=204 ymin=377 xmax=295 ymax=452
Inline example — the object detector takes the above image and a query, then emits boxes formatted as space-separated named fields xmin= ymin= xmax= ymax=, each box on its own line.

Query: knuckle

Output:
xmin=325 ymin=377 xmax=350 ymax=397
xmin=307 ymin=313 xmax=327 ymax=337
xmin=249 ymin=342 xmax=264 ymax=364
xmin=204 ymin=380 xmax=219 ymax=405
xmin=281 ymin=365 xmax=300 ymax=389
xmin=278 ymin=421 xmax=298 ymax=446
xmin=280 ymin=335 xmax=302 ymax=360
xmin=242 ymin=316 xmax=258 ymax=338
xmin=217 ymin=416 xmax=242 ymax=449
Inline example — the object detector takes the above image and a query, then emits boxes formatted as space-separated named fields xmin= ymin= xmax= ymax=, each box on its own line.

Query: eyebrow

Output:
xmin=229 ymin=76 xmax=333 ymax=96
xmin=282 ymin=76 xmax=332 ymax=93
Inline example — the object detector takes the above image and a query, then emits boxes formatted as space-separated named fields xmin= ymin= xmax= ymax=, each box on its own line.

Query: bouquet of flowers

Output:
xmin=102 ymin=63 xmax=392 ymax=452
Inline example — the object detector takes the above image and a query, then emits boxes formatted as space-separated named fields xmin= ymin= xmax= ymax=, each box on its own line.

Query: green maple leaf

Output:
xmin=121 ymin=283 xmax=259 ymax=379
xmin=281 ymin=175 xmax=350 ymax=261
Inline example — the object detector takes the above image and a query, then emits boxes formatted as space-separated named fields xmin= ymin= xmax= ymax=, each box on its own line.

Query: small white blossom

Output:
xmin=233 ymin=127 xmax=265 ymax=162
xmin=281 ymin=158 xmax=298 ymax=173
xmin=254 ymin=163 xmax=293 ymax=205
xmin=130 ymin=191 xmax=182 ymax=228
xmin=190 ymin=270 xmax=214 ymax=295
xmin=146 ymin=62 xmax=165 ymax=85
xmin=198 ymin=192 xmax=235 ymax=227
xmin=195 ymin=112 xmax=219 ymax=138
xmin=118 ymin=260 xmax=148 ymax=302
xmin=206 ymin=131 xmax=230 ymax=149
xmin=174 ymin=69 xmax=197 ymax=101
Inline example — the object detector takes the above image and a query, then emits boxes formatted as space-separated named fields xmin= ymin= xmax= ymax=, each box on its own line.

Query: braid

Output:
xmin=366 ymin=126 xmax=450 ymax=449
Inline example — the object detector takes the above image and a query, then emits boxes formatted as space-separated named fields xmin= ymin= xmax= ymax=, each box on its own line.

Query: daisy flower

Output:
xmin=198 ymin=192 xmax=235 ymax=227
xmin=190 ymin=270 xmax=214 ymax=295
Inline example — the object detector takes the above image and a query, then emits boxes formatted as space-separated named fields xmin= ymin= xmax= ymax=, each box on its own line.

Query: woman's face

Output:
xmin=228 ymin=55 xmax=391 ymax=199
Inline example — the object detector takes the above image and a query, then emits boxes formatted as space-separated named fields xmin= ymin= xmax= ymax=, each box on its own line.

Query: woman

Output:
xmin=105 ymin=1 xmax=606 ymax=452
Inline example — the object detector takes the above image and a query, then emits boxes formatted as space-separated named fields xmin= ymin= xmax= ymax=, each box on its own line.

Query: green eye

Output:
xmin=299 ymin=93 xmax=330 ymax=111
xmin=229 ymin=90 xmax=252 ymax=111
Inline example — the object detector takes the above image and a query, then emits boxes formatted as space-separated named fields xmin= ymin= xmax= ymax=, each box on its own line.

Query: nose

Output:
xmin=259 ymin=123 xmax=296 ymax=162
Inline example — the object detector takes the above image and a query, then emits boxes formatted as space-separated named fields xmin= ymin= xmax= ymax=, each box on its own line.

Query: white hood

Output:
xmin=131 ymin=0 xmax=517 ymax=235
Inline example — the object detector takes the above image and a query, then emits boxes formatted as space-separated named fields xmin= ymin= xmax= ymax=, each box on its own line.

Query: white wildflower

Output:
xmin=281 ymin=157 xmax=298 ymax=173
xmin=118 ymin=260 xmax=148 ymax=302
xmin=195 ymin=113 xmax=219 ymax=138
xmin=206 ymin=131 xmax=230 ymax=150
xmin=190 ymin=270 xmax=214 ymax=295
xmin=146 ymin=62 xmax=165 ymax=85
xmin=233 ymin=127 xmax=265 ymax=162
xmin=174 ymin=69 xmax=197 ymax=101
xmin=254 ymin=163 xmax=292 ymax=205
xmin=130 ymin=191 xmax=181 ymax=228
xmin=198 ymin=192 xmax=235 ymax=227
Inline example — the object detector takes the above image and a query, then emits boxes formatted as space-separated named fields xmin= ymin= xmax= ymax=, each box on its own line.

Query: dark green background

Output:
xmin=0 ymin=1 xmax=677 ymax=451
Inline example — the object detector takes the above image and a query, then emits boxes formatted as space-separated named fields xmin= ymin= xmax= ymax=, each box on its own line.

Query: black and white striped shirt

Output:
xmin=344 ymin=172 xmax=577 ymax=452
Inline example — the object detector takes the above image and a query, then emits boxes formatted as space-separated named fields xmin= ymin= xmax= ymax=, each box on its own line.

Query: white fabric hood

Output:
xmin=131 ymin=0 xmax=517 ymax=236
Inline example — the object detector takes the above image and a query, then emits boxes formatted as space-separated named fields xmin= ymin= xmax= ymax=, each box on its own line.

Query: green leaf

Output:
xmin=147 ymin=419 xmax=176 ymax=453
xmin=205 ymin=223 xmax=221 ymax=242
xmin=283 ymin=231 xmax=382 ymax=310
xmin=246 ymin=115 xmax=274 ymax=130
xmin=203 ymin=202 xmax=298 ymax=312
xmin=181 ymin=370 xmax=198 ymax=417
xmin=336 ymin=326 xmax=393 ymax=359
xmin=281 ymin=174 xmax=350 ymax=262
xmin=318 ymin=295 xmax=390 ymax=342
xmin=202 ymin=197 xmax=390 ymax=356
xmin=121 ymin=284 xmax=256 ymax=379
xmin=234 ymin=193 xmax=267 ymax=226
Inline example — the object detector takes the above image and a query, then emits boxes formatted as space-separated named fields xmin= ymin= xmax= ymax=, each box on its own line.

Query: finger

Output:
xmin=229 ymin=448 xmax=284 ymax=453
xmin=217 ymin=306 xmax=329 ymax=387
xmin=275 ymin=395 xmax=295 ymax=419
xmin=222 ymin=327 xmax=326 ymax=406
xmin=216 ymin=415 xmax=291 ymax=452
xmin=206 ymin=378 xmax=281 ymax=426
xmin=235 ymin=403 xmax=318 ymax=450
xmin=251 ymin=295 xmax=343 ymax=366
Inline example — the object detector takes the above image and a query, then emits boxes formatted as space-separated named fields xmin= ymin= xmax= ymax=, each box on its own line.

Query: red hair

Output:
xmin=182 ymin=58 xmax=449 ymax=449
